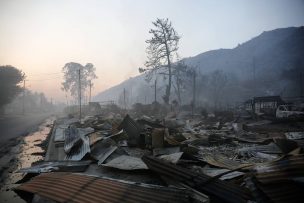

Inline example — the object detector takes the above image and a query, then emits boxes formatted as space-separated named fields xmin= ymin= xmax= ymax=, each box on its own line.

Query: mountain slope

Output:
xmin=94 ymin=26 xmax=304 ymax=105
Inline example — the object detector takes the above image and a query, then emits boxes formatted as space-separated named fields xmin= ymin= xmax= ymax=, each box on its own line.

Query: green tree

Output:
xmin=0 ymin=65 xmax=25 ymax=113
xmin=61 ymin=62 xmax=97 ymax=103
xmin=139 ymin=18 xmax=180 ymax=104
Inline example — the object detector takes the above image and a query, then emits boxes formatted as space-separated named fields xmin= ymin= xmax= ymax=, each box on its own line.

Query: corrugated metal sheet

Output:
xmin=142 ymin=155 xmax=252 ymax=203
xmin=88 ymin=132 xmax=103 ymax=146
xmin=137 ymin=118 xmax=164 ymax=128
xmin=64 ymin=126 xmax=82 ymax=153
xmin=235 ymin=136 xmax=271 ymax=144
xmin=285 ymin=132 xmax=304 ymax=140
xmin=254 ymin=154 xmax=304 ymax=183
xmin=16 ymin=173 xmax=191 ymax=203
xmin=90 ymin=139 xmax=117 ymax=165
xmin=64 ymin=127 xmax=94 ymax=153
xmin=18 ymin=160 xmax=91 ymax=173
xmin=201 ymin=168 xmax=244 ymax=180
xmin=251 ymin=154 xmax=304 ymax=203
xmin=159 ymin=152 xmax=183 ymax=164
xmin=295 ymin=139 xmax=304 ymax=149
xmin=197 ymin=154 xmax=251 ymax=170
xmin=118 ymin=114 xmax=141 ymax=146
xmin=153 ymin=147 xmax=180 ymax=156
xmin=65 ymin=136 xmax=90 ymax=161
xmin=54 ymin=124 xmax=69 ymax=142
xmin=164 ymin=135 xmax=180 ymax=146
xmin=244 ymin=177 xmax=272 ymax=203
xmin=63 ymin=118 xmax=79 ymax=125
xmin=256 ymin=181 xmax=304 ymax=203
xmin=238 ymin=142 xmax=282 ymax=155
xmin=102 ymin=155 xmax=148 ymax=170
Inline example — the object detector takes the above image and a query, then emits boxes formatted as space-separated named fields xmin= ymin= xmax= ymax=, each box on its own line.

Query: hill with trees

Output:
xmin=94 ymin=26 xmax=304 ymax=109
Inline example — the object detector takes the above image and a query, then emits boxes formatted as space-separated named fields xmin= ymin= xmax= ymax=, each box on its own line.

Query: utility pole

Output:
xmin=78 ymin=69 xmax=82 ymax=120
xmin=89 ymin=80 xmax=92 ymax=103
xmin=154 ymin=79 xmax=157 ymax=103
xmin=22 ymin=80 xmax=25 ymax=115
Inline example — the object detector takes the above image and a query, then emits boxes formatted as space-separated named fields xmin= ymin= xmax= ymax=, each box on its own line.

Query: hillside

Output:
xmin=94 ymin=26 xmax=304 ymax=106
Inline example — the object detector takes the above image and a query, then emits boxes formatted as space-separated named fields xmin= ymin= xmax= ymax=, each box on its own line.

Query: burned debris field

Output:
xmin=1 ymin=106 xmax=304 ymax=203
xmin=1 ymin=1 xmax=304 ymax=203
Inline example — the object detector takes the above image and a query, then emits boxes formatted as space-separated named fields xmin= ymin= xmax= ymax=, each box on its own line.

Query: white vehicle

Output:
xmin=276 ymin=105 xmax=304 ymax=119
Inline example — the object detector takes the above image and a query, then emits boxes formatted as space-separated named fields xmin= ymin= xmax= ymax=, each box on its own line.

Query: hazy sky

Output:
xmin=0 ymin=0 xmax=303 ymax=102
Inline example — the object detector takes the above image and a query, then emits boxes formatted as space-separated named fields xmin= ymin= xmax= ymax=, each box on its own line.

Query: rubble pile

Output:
xmin=14 ymin=112 xmax=304 ymax=203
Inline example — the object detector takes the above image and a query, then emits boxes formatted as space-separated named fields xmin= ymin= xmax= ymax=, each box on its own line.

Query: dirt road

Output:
xmin=0 ymin=113 xmax=52 ymax=146
xmin=0 ymin=117 xmax=54 ymax=203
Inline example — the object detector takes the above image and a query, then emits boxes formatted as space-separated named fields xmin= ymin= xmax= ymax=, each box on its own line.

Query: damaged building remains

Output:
xmin=9 ymin=98 xmax=304 ymax=203
xmin=1 ymin=4 xmax=304 ymax=203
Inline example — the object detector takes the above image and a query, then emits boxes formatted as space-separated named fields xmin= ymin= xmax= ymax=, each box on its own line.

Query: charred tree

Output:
xmin=139 ymin=18 xmax=180 ymax=104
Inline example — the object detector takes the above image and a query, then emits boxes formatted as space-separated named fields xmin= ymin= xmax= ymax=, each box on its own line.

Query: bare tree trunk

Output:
xmin=165 ymin=41 xmax=172 ymax=104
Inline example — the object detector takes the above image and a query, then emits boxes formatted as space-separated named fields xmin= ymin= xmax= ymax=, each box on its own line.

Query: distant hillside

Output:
xmin=94 ymin=26 xmax=304 ymax=106
xmin=184 ymin=27 xmax=304 ymax=77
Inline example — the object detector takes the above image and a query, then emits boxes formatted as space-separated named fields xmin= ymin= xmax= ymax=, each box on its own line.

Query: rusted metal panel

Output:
xmin=254 ymin=154 xmax=304 ymax=183
xmin=16 ymin=173 xmax=191 ymax=203
xmin=251 ymin=154 xmax=304 ymax=202
xmin=142 ymin=156 xmax=252 ymax=203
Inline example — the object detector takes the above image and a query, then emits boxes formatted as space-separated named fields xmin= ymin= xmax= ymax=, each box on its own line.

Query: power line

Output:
xmin=28 ymin=76 xmax=62 ymax=81
xmin=0 ymin=72 xmax=62 ymax=79
xmin=27 ymin=72 xmax=62 ymax=76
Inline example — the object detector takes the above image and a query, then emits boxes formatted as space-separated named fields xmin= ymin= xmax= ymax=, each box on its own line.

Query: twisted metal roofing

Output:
xmin=16 ymin=173 xmax=191 ymax=203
